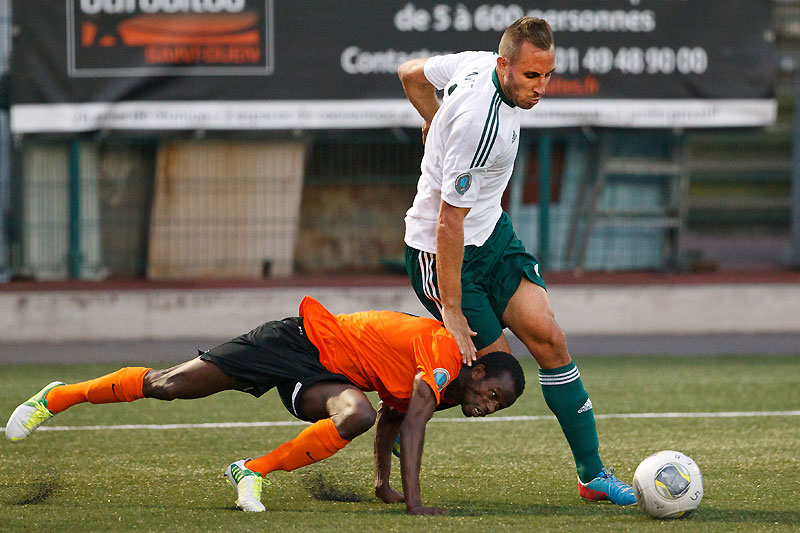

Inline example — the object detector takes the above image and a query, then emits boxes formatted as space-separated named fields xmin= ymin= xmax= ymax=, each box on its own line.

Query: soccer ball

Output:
xmin=632 ymin=450 xmax=703 ymax=519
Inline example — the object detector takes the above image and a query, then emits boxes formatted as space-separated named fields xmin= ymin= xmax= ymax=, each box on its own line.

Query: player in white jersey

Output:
xmin=398 ymin=17 xmax=635 ymax=506
xmin=405 ymin=50 xmax=520 ymax=252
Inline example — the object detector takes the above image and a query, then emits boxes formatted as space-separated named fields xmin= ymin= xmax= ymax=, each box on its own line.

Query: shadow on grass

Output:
xmin=9 ymin=467 xmax=59 ymax=506
xmin=301 ymin=472 xmax=365 ymax=503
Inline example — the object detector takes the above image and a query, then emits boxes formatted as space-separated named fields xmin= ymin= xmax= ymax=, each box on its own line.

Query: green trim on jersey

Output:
xmin=470 ymin=92 xmax=501 ymax=168
xmin=469 ymin=70 xmax=513 ymax=169
xmin=492 ymin=69 xmax=516 ymax=108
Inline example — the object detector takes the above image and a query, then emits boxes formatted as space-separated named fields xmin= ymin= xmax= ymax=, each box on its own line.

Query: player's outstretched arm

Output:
xmin=399 ymin=374 xmax=446 ymax=515
xmin=373 ymin=402 xmax=405 ymax=504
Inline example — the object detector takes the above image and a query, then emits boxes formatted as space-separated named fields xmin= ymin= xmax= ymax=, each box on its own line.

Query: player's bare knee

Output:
xmin=548 ymin=321 xmax=568 ymax=352
xmin=335 ymin=396 xmax=377 ymax=439
xmin=524 ymin=319 xmax=570 ymax=367
xmin=542 ymin=321 xmax=570 ymax=364
xmin=345 ymin=405 xmax=377 ymax=438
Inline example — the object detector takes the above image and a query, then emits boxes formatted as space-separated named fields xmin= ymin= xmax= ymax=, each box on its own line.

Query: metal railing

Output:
xmin=3 ymin=127 xmax=794 ymax=281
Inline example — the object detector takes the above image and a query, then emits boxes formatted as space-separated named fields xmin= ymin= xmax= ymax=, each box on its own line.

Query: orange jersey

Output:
xmin=299 ymin=296 xmax=462 ymax=412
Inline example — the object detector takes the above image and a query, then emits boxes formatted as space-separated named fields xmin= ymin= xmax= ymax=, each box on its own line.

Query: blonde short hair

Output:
xmin=498 ymin=17 xmax=553 ymax=62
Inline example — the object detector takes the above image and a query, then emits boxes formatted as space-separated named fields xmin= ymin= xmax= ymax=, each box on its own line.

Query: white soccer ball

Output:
xmin=632 ymin=450 xmax=703 ymax=519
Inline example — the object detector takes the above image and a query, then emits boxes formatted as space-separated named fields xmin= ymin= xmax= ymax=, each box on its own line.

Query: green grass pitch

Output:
xmin=1 ymin=355 xmax=799 ymax=531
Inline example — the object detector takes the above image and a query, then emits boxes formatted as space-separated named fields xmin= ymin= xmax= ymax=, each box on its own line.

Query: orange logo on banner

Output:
xmin=81 ymin=22 xmax=97 ymax=46
xmin=81 ymin=12 xmax=261 ymax=66
xmin=546 ymin=76 xmax=601 ymax=97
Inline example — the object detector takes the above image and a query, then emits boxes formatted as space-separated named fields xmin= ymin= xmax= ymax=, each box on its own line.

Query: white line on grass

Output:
xmin=4 ymin=410 xmax=799 ymax=433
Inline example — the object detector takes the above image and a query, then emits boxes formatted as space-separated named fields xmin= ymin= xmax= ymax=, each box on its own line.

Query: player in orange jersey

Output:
xmin=6 ymin=296 xmax=525 ymax=515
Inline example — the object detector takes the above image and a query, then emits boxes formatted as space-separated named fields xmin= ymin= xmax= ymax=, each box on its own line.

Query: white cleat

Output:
xmin=223 ymin=459 xmax=266 ymax=512
xmin=5 ymin=381 xmax=65 ymax=443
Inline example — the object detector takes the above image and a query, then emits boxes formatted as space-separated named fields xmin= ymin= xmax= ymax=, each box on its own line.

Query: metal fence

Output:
xmin=7 ymin=133 xmax=427 ymax=280
xmin=8 ymin=127 xmax=789 ymax=281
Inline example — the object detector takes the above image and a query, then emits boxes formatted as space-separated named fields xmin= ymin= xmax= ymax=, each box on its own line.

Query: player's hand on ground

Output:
xmin=375 ymin=485 xmax=405 ymax=504
xmin=441 ymin=307 xmax=477 ymax=365
xmin=406 ymin=506 xmax=448 ymax=515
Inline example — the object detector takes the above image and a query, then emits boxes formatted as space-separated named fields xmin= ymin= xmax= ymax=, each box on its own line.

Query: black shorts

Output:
xmin=199 ymin=317 xmax=353 ymax=421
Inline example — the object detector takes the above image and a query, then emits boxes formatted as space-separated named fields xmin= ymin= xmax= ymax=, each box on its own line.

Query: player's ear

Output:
xmin=496 ymin=55 xmax=509 ymax=74
xmin=470 ymin=364 xmax=486 ymax=381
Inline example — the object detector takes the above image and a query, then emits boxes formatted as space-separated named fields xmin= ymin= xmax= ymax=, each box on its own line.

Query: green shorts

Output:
xmin=405 ymin=211 xmax=545 ymax=351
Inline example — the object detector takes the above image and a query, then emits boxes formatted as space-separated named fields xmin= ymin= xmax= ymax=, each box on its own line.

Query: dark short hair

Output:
xmin=498 ymin=17 xmax=553 ymax=61
xmin=478 ymin=351 xmax=525 ymax=400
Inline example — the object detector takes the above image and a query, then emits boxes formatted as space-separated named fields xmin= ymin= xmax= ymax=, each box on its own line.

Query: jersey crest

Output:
xmin=433 ymin=368 xmax=451 ymax=391
xmin=455 ymin=172 xmax=472 ymax=195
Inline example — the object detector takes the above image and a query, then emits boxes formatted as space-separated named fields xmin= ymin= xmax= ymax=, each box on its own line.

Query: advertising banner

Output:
xmin=67 ymin=0 xmax=273 ymax=77
xmin=11 ymin=1 xmax=777 ymax=131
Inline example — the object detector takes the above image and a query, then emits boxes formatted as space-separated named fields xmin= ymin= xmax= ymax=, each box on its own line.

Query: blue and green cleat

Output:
xmin=578 ymin=467 xmax=636 ymax=506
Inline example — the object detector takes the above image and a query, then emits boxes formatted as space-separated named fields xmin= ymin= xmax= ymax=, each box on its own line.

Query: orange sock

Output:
xmin=45 ymin=367 xmax=151 ymax=414
xmin=245 ymin=418 xmax=350 ymax=475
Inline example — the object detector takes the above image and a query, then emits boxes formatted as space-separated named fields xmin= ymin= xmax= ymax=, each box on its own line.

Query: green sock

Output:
xmin=539 ymin=361 xmax=604 ymax=483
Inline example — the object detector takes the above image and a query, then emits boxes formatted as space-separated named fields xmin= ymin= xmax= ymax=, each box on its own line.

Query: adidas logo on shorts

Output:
xmin=578 ymin=398 xmax=593 ymax=414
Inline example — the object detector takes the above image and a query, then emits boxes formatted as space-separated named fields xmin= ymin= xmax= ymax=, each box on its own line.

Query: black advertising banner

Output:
xmin=11 ymin=1 xmax=776 ymax=132
xmin=67 ymin=0 xmax=273 ymax=76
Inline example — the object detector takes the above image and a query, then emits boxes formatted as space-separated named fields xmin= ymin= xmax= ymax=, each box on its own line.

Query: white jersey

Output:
xmin=404 ymin=51 xmax=521 ymax=253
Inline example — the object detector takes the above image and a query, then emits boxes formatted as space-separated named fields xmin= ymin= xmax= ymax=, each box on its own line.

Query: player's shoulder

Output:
xmin=428 ymin=50 xmax=494 ymax=70
xmin=441 ymin=56 xmax=500 ymax=106
xmin=436 ymin=87 xmax=493 ymax=136
xmin=370 ymin=310 xmax=443 ymax=337
xmin=430 ymin=326 xmax=463 ymax=364
xmin=444 ymin=52 xmax=497 ymax=89
xmin=452 ymin=50 xmax=498 ymax=66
